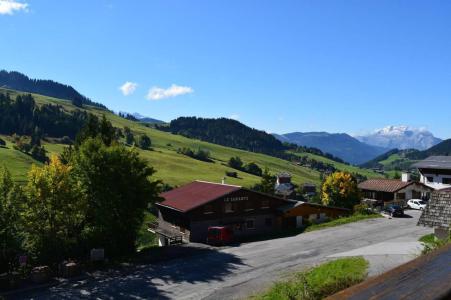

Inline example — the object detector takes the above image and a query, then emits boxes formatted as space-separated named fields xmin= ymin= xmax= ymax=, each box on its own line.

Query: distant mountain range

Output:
xmin=132 ymin=113 xmax=165 ymax=124
xmin=273 ymin=132 xmax=388 ymax=165
xmin=355 ymin=125 xmax=442 ymax=151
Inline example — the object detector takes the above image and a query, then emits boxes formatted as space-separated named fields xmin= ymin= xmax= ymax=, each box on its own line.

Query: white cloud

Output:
xmin=147 ymin=84 xmax=193 ymax=101
xmin=229 ymin=114 xmax=240 ymax=120
xmin=0 ymin=0 xmax=28 ymax=15
xmin=119 ymin=81 xmax=138 ymax=96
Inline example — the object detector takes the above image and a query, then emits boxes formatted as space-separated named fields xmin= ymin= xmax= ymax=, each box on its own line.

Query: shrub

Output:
xmin=244 ymin=162 xmax=263 ymax=176
xmin=353 ymin=203 xmax=372 ymax=215
xmin=228 ymin=156 xmax=243 ymax=170
xmin=177 ymin=147 xmax=212 ymax=162
xmin=226 ymin=171 xmax=238 ymax=178
xmin=138 ymin=134 xmax=152 ymax=150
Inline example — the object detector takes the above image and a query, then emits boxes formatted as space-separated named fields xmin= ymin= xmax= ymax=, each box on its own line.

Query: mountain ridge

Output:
xmin=356 ymin=125 xmax=442 ymax=150
xmin=273 ymin=131 xmax=389 ymax=165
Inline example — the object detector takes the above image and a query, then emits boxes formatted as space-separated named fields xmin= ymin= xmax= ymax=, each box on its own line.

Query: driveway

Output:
xmin=19 ymin=210 xmax=431 ymax=300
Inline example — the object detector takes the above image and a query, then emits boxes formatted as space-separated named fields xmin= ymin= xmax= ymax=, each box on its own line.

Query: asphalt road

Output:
xmin=20 ymin=210 xmax=431 ymax=300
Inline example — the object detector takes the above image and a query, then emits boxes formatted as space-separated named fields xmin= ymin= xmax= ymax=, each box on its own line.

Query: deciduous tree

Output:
xmin=321 ymin=171 xmax=360 ymax=209
xmin=22 ymin=156 xmax=86 ymax=265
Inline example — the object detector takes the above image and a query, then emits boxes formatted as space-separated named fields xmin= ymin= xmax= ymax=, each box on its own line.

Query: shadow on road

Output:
xmin=16 ymin=246 xmax=245 ymax=300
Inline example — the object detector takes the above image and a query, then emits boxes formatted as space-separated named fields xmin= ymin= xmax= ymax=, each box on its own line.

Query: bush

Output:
xmin=353 ymin=203 xmax=372 ymax=215
xmin=177 ymin=147 xmax=212 ymax=162
xmin=138 ymin=134 xmax=152 ymax=150
xmin=226 ymin=171 xmax=238 ymax=178
xmin=228 ymin=156 xmax=243 ymax=170
xmin=244 ymin=162 xmax=263 ymax=176
xmin=0 ymin=138 xmax=5 ymax=147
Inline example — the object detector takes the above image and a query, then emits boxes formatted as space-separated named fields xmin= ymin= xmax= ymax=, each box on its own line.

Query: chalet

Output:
xmin=358 ymin=173 xmax=433 ymax=207
xmin=155 ymin=181 xmax=289 ymax=244
xmin=154 ymin=180 xmax=351 ymax=245
xmin=274 ymin=172 xmax=295 ymax=198
xmin=279 ymin=200 xmax=350 ymax=228
xmin=412 ymin=156 xmax=451 ymax=190
xmin=418 ymin=188 xmax=451 ymax=240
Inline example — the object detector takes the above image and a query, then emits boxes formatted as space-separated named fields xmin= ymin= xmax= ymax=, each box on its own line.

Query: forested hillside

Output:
xmin=0 ymin=70 xmax=106 ymax=109
xmin=0 ymin=92 xmax=89 ymax=139
xmin=162 ymin=117 xmax=286 ymax=156
xmin=361 ymin=139 xmax=451 ymax=173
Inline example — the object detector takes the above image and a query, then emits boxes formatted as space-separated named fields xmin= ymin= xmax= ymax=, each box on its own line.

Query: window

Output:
xmin=245 ymin=201 xmax=254 ymax=211
xmin=396 ymin=193 xmax=406 ymax=200
xmin=246 ymin=219 xmax=255 ymax=229
xmin=442 ymin=178 xmax=451 ymax=184
xmin=427 ymin=176 xmax=434 ymax=183
xmin=261 ymin=200 xmax=270 ymax=209
xmin=225 ymin=202 xmax=234 ymax=213
xmin=204 ymin=204 xmax=214 ymax=214
xmin=265 ymin=218 xmax=272 ymax=226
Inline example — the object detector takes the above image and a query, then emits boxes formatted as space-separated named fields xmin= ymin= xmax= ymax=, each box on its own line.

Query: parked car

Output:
xmin=407 ymin=199 xmax=427 ymax=210
xmin=207 ymin=226 xmax=233 ymax=245
xmin=384 ymin=205 xmax=404 ymax=217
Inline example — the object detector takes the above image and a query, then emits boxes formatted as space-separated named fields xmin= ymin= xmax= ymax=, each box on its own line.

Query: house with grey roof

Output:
xmin=418 ymin=188 xmax=451 ymax=240
xmin=412 ymin=156 xmax=451 ymax=190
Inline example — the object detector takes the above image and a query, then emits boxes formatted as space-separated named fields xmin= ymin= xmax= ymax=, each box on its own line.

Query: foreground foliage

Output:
xmin=0 ymin=119 xmax=160 ymax=272
xmin=254 ymin=257 xmax=368 ymax=300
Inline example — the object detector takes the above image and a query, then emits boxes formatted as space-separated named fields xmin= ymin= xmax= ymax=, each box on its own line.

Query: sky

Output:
xmin=1 ymin=0 xmax=451 ymax=138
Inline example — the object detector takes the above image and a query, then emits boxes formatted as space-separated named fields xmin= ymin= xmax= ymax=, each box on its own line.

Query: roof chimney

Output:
xmin=401 ymin=172 xmax=411 ymax=182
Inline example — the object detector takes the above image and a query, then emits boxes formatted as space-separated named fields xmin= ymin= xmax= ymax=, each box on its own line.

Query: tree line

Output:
xmin=0 ymin=93 xmax=89 ymax=139
xmin=0 ymin=70 xmax=106 ymax=109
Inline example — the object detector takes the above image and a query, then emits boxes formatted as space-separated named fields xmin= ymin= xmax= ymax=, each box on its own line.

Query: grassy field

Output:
xmin=0 ymin=88 xmax=322 ymax=188
xmin=0 ymin=135 xmax=43 ymax=183
xmin=253 ymin=257 xmax=368 ymax=300
xmin=288 ymin=151 xmax=383 ymax=179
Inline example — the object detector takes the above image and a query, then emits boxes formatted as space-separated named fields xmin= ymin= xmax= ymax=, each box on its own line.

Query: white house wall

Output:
xmin=420 ymin=173 xmax=451 ymax=190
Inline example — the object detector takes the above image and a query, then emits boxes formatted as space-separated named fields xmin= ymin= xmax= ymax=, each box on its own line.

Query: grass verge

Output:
xmin=419 ymin=233 xmax=451 ymax=255
xmin=253 ymin=257 xmax=368 ymax=300
xmin=136 ymin=211 xmax=158 ymax=251
xmin=304 ymin=214 xmax=382 ymax=233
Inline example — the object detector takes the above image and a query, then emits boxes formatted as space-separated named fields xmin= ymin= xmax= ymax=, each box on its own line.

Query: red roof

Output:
xmin=358 ymin=179 xmax=413 ymax=193
xmin=158 ymin=181 xmax=241 ymax=212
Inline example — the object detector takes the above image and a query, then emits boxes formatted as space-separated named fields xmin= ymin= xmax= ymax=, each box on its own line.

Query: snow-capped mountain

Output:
xmin=356 ymin=125 xmax=442 ymax=150
xmin=132 ymin=113 xmax=165 ymax=124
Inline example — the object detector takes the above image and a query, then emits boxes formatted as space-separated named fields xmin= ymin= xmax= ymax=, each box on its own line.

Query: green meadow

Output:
xmin=0 ymin=88 xmax=323 ymax=188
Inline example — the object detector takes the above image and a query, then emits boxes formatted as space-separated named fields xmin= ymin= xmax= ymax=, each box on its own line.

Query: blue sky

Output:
xmin=1 ymin=1 xmax=451 ymax=138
